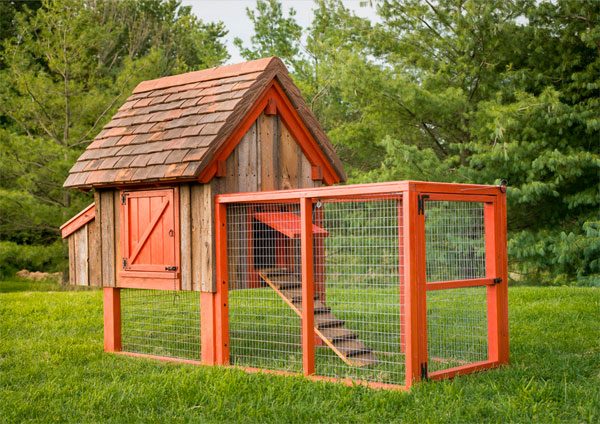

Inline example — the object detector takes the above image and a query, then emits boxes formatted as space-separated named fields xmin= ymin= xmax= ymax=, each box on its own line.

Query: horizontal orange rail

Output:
xmin=427 ymin=360 xmax=499 ymax=380
xmin=426 ymin=278 xmax=498 ymax=291
xmin=216 ymin=180 xmax=502 ymax=204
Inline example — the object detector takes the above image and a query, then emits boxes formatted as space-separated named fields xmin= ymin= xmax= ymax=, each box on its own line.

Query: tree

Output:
xmin=234 ymin=0 xmax=303 ymax=71
xmin=299 ymin=0 xmax=599 ymax=284
xmin=0 ymin=0 xmax=229 ymax=272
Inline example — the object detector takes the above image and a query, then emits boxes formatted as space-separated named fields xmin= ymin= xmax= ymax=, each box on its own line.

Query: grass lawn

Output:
xmin=0 ymin=280 xmax=598 ymax=423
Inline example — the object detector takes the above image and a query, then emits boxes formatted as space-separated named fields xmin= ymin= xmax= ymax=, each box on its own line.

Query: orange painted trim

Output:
xmin=60 ymin=203 xmax=95 ymax=238
xmin=198 ymin=82 xmax=342 ymax=185
xmin=485 ymin=195 xmax=510 ymax=365
xmin=300 ymin=198 xmax=315 ymax=376
xmin=426 ymin=278 xmax=496 ymax=291
xmin=214 ymin=202 xmax=229 ymax=365
xmin=116 ymin=276 xmax=180 ymax=290
xmin=201 ymin=292 xmax=215 ymax=365
xmin=403 ymin=190 xmax=422 ymax=388
xmin=427 ymin=360 xmax=499 ymax=380
xmin=311 ymin=165 xmax=323 ymax=181
xmin=265 ymin=98 xmax=277 ymax=115
xmin=103 ymin=288 xmax=121 ymax=352
xmin=216 ymin=181 xmax=413 ymax=204
xmin=425 ymin=193 xmax=497 ymax=203
xmin=118 ymin=187 xmax=180 ymax=289
xmin=412 ymin=181 xmax=502 ymax=196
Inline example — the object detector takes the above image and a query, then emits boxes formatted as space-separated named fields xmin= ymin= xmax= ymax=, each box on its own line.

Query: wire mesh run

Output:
xmin=226 ymin=203 xmax=303 ymax=372
xmin=121 ymin=289 xmax=200 ymax=360
xmin=427 ymin=286 xmax=488 ymax=373
xmin=313 ymin=197 xmax=405 ymax=385
xmin=425 ymin=201 xmax=486 ymax=282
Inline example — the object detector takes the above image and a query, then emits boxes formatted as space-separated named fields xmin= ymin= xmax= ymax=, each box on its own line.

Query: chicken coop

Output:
xmin=62 ymin=57 xmax=508 ymax=390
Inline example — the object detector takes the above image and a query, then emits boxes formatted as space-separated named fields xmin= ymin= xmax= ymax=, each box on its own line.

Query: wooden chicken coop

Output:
xmin=62 ymin=57 xmax=508 ymax=390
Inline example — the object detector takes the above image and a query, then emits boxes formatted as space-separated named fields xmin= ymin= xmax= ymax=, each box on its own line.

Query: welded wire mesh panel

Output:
xmin=314 ymin=197 xmax=405 ymax=385
xmin=426 ymin=286 xmax=488 ymax=372
xmin=227 ymin=203 xmax=303 ymax=372
xmin=425 ymin=201 xmax=486 ymax=282
xmin=121 ymin=289 xmax=200 ymax=360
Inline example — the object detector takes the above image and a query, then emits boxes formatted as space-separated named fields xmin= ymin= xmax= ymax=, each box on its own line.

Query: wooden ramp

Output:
xmin=259 ymin=269 xmax=377 ymax=367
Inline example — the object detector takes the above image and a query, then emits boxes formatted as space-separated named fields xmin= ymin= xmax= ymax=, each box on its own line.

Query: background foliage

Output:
xmin=0 ymin=0 xmax=598 ymax=285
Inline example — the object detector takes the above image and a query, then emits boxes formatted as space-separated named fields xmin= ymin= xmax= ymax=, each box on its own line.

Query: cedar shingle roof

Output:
xmin=64 ymin=57 xmax=345 ymax=188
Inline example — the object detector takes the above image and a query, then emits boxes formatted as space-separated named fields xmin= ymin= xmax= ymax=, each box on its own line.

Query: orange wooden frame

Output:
xmin=212 ymin=180 xmax=508 ymax=389
xmin=104 ymin=180 xmax=507 ymax=392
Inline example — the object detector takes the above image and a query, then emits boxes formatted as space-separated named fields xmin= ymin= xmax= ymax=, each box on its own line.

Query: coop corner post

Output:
xmin=214 ymin=201 xmax=230 ymax=365
xmin=484 ymin=192 xmax=509 ymax=365
xmin=403 ymin=187 xmax=427 ymax=388
xmin=103 ymin=287 xmax=122 ymax=352
xmin=300 ymin=196 xmax=316 ymax=376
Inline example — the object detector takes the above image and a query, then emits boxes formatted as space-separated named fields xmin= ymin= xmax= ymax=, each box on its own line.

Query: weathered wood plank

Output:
xmin=87 ymin=219 xmax=101 ymax=287
xmin=237 ymin=122 xmax=259 ymax=192
xmin=190 ymin=184 xmax=203 ymax=291
xmin=199 ymin=183 xmax=215 ymax=292
xmin=179 ymin=184 xmax=192 ymax=291
xmin=100 ymin=190 xmax=115 ymax=287
xmin=113 ymin=191 xmax=121 ymax=287
xmin=74 ymin=227 xmax=88 ymax=286
xmin=280 ymin=123 xmax=300 ymax=190
xmin=259 ymin=113 xmax=279 ymax=191
xmin=300 ymin=153 xmax=314 ymax=188
xmin=68 ymin=235 xmax=76 ymax=285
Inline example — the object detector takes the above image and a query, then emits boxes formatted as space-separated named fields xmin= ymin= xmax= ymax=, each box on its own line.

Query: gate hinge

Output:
xmin=122 ymin=258 xmax=127 ymax=269
xmin=121 ymin=193 xmax=128 ymax=205
xmin=420 ymin=362 xmax=428 ymax=380
xmin=493 ymin=277 xmax=502 ymax=285
xmin=418 ymin=195 xmax=430 ymax=215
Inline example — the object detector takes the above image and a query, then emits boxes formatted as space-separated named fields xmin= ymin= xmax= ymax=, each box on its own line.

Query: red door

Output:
xmin=119 ymin=188 xmax=180 ymax=289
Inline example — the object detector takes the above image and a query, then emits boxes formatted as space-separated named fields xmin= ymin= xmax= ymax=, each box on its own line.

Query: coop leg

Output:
xmin=103 ymin=287 xmax=122 ymax=352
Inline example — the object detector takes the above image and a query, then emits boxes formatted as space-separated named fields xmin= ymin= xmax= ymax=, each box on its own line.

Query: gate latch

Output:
xmin=165 ymin=266 xmax=178 ymax=271
xmin=492 ymin=277 xmax=502 ymax=285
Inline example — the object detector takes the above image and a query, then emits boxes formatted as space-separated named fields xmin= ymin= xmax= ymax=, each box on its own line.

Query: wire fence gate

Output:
xmin=106 ymin=181 xmax=508 ymax=390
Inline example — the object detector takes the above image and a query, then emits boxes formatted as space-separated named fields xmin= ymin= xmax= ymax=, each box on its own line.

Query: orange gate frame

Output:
xmin=103 ymin=180 xmax=508 ymax=391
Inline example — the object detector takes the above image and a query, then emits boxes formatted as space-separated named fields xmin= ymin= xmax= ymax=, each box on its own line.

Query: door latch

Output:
xmin=165 ymin=266 xmax=178 ymax=271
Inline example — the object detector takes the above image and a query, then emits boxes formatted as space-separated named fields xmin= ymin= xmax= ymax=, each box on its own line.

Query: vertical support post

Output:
xmin=200 ymin=292 xmax=215 ymax=364
xmin=103 ymin=287 xmax=121 ymax=352
xmin=214 ymin=202 xmax=230 ymax=365
xmin=403 ymin=189 xmax=426 ymax=387
xmin=300 ymin=197 xmax=315 ymax=376
xmin=484 ymin=195 xmax=509 ymax=364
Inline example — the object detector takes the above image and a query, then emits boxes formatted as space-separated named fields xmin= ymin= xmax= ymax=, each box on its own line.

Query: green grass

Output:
xmin=1 ymin=279 xmax=599 ymax=423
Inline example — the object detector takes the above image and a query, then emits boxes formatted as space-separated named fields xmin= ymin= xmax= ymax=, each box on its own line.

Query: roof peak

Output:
xmin=133 ymin=57 xmax=285 ymax=94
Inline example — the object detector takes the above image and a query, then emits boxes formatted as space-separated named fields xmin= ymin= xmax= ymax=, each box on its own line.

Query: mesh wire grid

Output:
xmin=424 ymin=200 xmax=489 ymax=372
xmin=227 ymin=203 xmax=303 ymax=372
xmin=425 ymin=200 xmax=486 ymax=282
xmin=426 ymin=286 xmax=488 ymax=372
xmin=121 ymin=289 xmax=201 ymax=360
xmin=313 ymin=197 xmax=405 ymax=385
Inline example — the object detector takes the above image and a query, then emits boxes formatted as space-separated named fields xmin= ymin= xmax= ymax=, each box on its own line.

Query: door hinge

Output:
xmin=122 ymin=258 xmax=127 ymax=269
xmin=418 ymin=195 xmax=430 ymax=215
xmin=121 ymin=193 xmax=128 ymax=205
xmin=165 ymin=266 xmax=178 ymax=272
xmin=421 ymin=362 xmax=428 ymax=380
